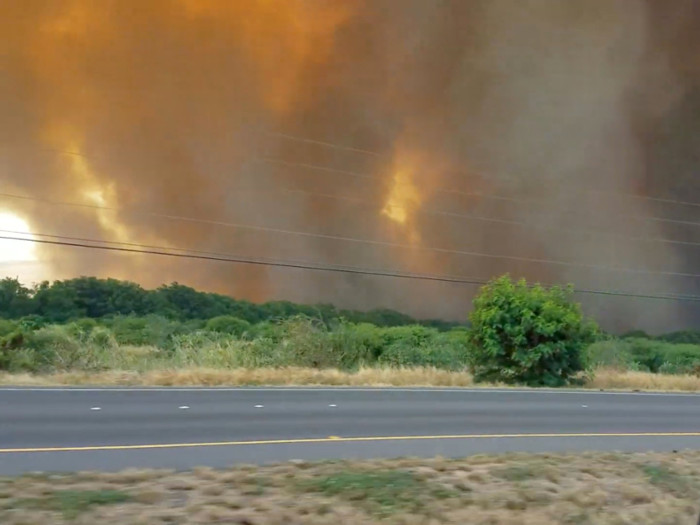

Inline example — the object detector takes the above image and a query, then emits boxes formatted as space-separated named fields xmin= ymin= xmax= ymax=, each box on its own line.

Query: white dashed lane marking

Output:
xmin=179 ymin=406 xmax=190 ymax=410
xmin=90 ymin=407 xmax=101 ymax=411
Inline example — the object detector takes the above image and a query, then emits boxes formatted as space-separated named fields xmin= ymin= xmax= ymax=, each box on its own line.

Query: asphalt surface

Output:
xmin=1 ymin=387 xmax=700 ymax=475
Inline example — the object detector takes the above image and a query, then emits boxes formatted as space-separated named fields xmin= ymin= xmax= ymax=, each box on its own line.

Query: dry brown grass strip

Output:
xmin=2 ymin=367 xmax=700 ymax=392
xmin=587 ymin=369 xmax=700 ymax=392
xmin=0 ymin=367 xmax=478 ymax=387
xmin=2 ymin=451 xmax=700 ymax=524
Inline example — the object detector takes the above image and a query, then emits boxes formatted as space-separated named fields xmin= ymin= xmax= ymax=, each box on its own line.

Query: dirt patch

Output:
xmin=1 ymin=451 xmax=700 ymax=524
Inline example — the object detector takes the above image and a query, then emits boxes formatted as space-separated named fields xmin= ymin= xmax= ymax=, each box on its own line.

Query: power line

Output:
xmin=0 ymin=229 xmax=414 ymax=275
xmin=4 ymin=233 xmax=700 ymax=303
xmin=13 ymin=139 xmax=700 ymax=213
xmin=266 ymin=132 xmax=386 ymax=158
xmin=269 ymin=131 xmax=700 ymax=210
xmin=2 ymin=191 xmax=700 ymax=280
xmin=5 ymin=186 xmax=700 ymax=252
xmin=263 ymin=156 xmax=700 ymax=231
xmin=259 ymin=156 xmax=515 ymax=202
xmin=15 ymin=141 xmax=700 ymax=231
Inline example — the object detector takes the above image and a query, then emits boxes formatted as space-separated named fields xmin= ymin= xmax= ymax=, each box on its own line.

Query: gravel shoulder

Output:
xmin=2 ymin=451 xmax=700 ymax=524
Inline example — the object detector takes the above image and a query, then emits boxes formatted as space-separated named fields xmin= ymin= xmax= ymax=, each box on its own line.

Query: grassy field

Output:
xmin=2 ymin=451 xmax=699 ymax=524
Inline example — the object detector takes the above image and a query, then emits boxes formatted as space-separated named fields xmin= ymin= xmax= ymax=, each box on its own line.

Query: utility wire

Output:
xmin=16 ymin=142 xmax=700 ymax=230
xmin=5 ymin=188 xmax=700 ymax=251
xmin=268 ymin=131 xmax=700 ymax=210
xmin=4 ymin=233 xmax=700 ymax=303
xmin=1 ymin=191 xmax=699 ymax=279
xmin=12 ymin=138 xmax=700 ymax=213
xmin=266 ymin=132 xmax=386 ymax=158
xmin=0 ymin=229 xmax=413 ymax=275
xmin=259 ymin=156 xmax=515 ymax=202
xmin=263 ymin=155 xmax=700 ymax=229
xmin=260 ymin=158 xmax=700 ymax=232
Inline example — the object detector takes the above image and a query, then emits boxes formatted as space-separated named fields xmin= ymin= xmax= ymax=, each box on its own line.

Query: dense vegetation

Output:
xmin=0 ymin=316 xmax=472 ymax=375
xmin=0 ymin=276 xmax=461 ymax=328
xmin=1 ymin=275 xmax=700 ymax=386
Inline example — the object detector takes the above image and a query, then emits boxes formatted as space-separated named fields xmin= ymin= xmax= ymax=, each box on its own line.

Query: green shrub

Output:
xmin=378 ymin=325 xmax=439 ymax=350
xmin=247 ymin=320 xmax=280 ymax=340
xmin=64 ymin=318 xmax=99 ymax=338
xmin=104 ymin=315 xmax=194 ymax=350
xmin=25 ymin=325 xmax=83 ymax=370
xmin=469 ymin=275 xmax=598 ymax=386
xmin=0 ymin=329 xmax=29 ymax=371
xmin=205 ymin=316 xmax=252 ymax=337
xmin=328 ymin=322 xmax=384 ymax=366
xmin=658 ymin=343 xmax=700 ymax=374
xmin=583 ymin=337 xmax=700 ymax=374
xmin=0 ymin=319 xmax=18 ymax=337
xmin=584 ymin=339 xmax=638 ymax=371
xmin=623 ymin=338 xmax=670 ymax=373
xmin=376 ymin=330 xmax=472 ymax=371
xmin=657 ymin=330 xmax=700 ymax=345
xmin=275 ymin=317 xmax=339 ymax=368
xmin=378 ymin=342 xmax=465 ymax=371
xmin=86 ymin=326 xmax=118 ymax=351
xmin=18 ymin=315 xmax=47 ymax=330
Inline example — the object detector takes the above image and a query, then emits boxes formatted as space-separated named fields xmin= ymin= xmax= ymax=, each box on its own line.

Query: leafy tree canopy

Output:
xmin=0 ymin=276 xmax=462 ymax=330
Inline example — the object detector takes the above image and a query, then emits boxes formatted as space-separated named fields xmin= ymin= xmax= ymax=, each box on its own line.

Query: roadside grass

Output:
xmin=2 ymin=452 xmax=700 ymax=524
xmin=586 ymin=369 xmax=700 ymax=392
xmin=639 ymin=464 xmax=696 ymax=498
xmin=3 ymin=366 xmax=700 ymax=392
xmin=16 ymin=489 xmax=131 ymax=520
xmin=297 ymin=469 xmax=459 ymax=518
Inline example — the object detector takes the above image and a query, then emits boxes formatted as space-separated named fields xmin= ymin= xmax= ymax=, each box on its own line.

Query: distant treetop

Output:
xmin=0 ymin=276 xmax=463 ymax=330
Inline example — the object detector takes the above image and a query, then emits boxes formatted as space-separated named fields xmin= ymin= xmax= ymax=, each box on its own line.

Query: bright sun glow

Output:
xmin=0 ymin=213 xmax=37 ymax=262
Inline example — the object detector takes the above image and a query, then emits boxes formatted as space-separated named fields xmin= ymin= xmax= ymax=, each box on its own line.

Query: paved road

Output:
xmin=1 ymin=387 xmax=700 ymax=475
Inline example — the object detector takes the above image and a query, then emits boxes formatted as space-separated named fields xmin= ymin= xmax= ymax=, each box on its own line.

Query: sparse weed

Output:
xmin=17 ymin=489 xmax=132 ymax=520
xmin=298 ymin=469 xmax=458 ymax=517
xmin=641 ymin=464 xmax=696 ymax=497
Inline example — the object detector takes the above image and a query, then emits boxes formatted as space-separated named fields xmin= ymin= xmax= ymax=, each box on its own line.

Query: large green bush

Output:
xmin=469 ymin=275 xmax=598 ymax=386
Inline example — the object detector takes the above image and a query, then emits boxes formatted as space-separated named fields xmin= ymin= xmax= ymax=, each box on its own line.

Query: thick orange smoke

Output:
xmin=1 ymin=0 xmax=699 ymax=331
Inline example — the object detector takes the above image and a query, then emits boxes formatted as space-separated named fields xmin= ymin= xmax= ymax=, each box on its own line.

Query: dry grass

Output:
xmin=586 ymin=369 xmax=700 ymax=392
xmin=2 ymin=451 xmax=700 ymax=524
xmin=0 ymin=367 xmax=479 ymax=387
xmin=2 ymin=366 xmax=700 ymax=392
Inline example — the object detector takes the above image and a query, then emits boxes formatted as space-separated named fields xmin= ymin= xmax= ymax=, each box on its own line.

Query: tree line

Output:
xmin=0 ymin=276 xmax=463 ymax=330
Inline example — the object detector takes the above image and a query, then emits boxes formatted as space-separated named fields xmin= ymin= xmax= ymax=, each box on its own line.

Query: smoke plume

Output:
xmin=1 ymin=0 xmax=699 ymax=332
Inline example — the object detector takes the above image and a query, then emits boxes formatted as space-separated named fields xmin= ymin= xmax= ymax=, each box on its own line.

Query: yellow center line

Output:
xmin=1 ymin=431 xmax=699 ymax=454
